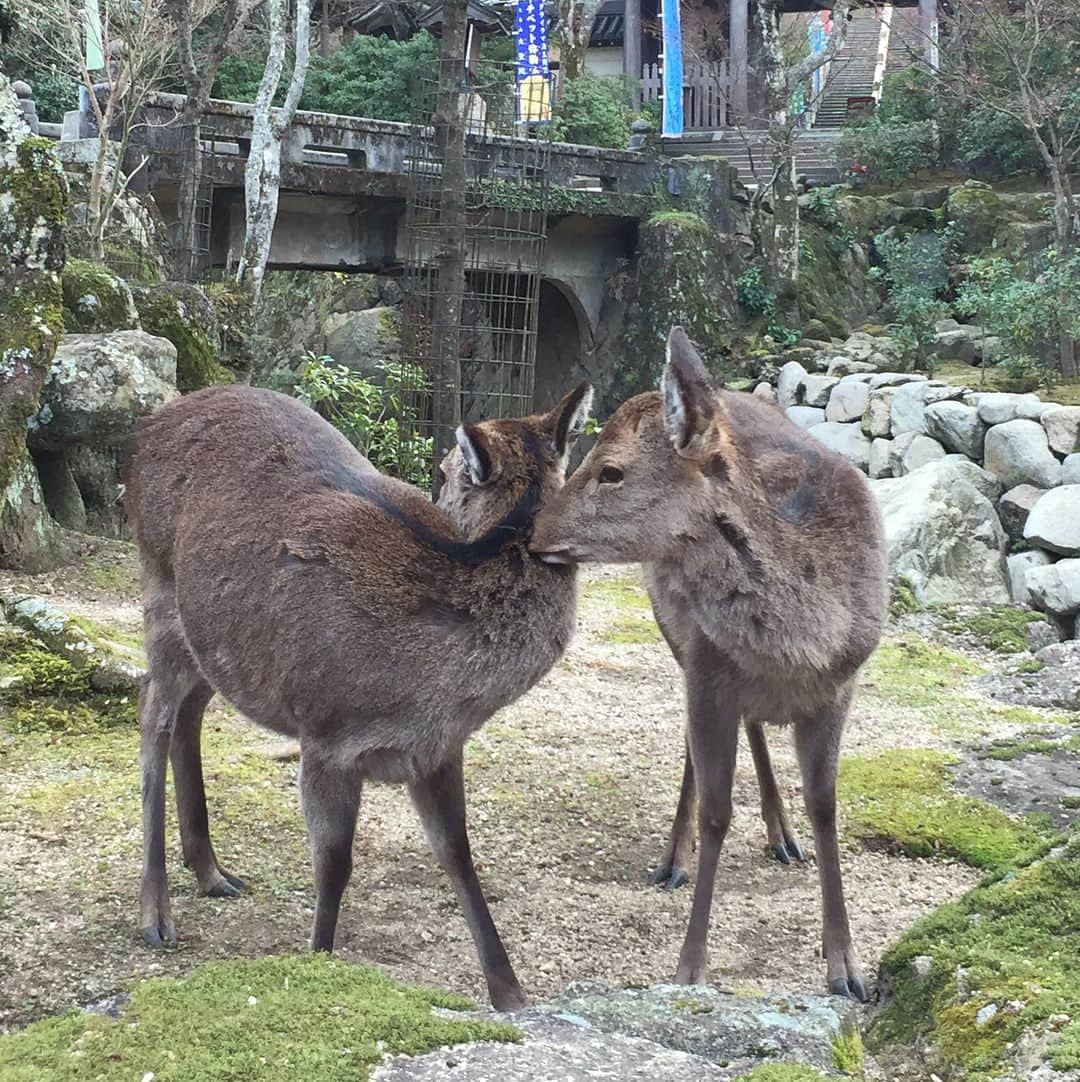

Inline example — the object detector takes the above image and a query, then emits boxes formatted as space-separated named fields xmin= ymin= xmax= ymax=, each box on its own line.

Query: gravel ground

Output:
xmin=0 ymin=547 xmax=986 ymax=1030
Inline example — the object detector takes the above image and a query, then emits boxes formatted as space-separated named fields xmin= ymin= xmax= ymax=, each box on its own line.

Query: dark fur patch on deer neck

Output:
xmin=714 ymin=512 xmax=765 ymax=581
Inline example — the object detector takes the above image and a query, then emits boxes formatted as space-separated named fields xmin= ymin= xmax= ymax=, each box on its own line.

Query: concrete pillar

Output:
xmin=624 ymin=0 xmax=642 ymax=104
xmin=919 ymin=0 xmax=938 ymax=70
xmin=747 ymin=1 xmax=766 ymax=120
xmin=730 ymin=0 xmax=749 ymax=120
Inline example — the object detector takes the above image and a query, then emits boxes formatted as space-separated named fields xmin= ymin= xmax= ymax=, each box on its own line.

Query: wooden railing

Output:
xmin=641 ymin=61 xmax=731 ymax=131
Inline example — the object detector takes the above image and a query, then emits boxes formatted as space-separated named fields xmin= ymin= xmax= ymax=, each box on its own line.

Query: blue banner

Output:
xmin=661 ymin=0 xmax=683 ymax=137
xmin=515 ymin=0 xmax=551 ymax=122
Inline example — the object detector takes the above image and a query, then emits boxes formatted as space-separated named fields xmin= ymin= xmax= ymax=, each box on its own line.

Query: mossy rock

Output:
xmin=944 ymin=181 xmax=1020 ymax=255
xmin=61 ymin=258 xmax=139 ymax=333
xmin=132 ymin=282 xmax=228 ymax=392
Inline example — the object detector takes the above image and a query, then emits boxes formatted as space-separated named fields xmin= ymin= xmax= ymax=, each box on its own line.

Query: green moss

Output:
xmin=133 ymin=283 xmax=228 ymax=392
xmin=1015 ymin=658 xmax=1045 ymax=674
xmin=979 ymin=732 xmax=1080 ymax=761
xmin=739 ymin=1067 xmax=829 ymax=1082
xmin=861 ymin=639 xmax=983 ymax=709
xmin=831 ymin=1028 xmax=864 ymax=1075
xmin=671 ymin=996 xmax=714 ymax=1014
xmin=888 ymin=576 xmax=923 ymax=619
xmin=583 ymin=577 xmax=653 ymax=611
xmin=869 ymin=837 xmax=1080 ymax=1080
xmin=0 ymin=954 xmax=520 ymax=1081
xmin=838 ymin=749 xmax=1052 ymax=869
xmin=645 ymin=209 xmax=711 ymax=232
xmin=60 ymin=258 xmax=137 ymax=332
xmin=937 ymin=604 xmax=1045 ymax=654
xmin=605 ymin=617 xmax=664 ymax=645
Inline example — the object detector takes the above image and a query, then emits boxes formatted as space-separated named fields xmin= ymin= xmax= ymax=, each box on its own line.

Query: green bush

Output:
xmin=735 ymin=267 xmax=800 ymax=346
xmin=875 ymin=70 xmax=937 ymax=124
xmin=552 ymin=74 xmax=633 ymax=149
xmin=833 ymin=118 xmax=937 ymax=185
xmin=956 ymin=104 xmax=1043 ymax=178
xmin=294 ymin=355 xmax=433 ymax=486
xmin=23 ymin=69 xmax=79 ymax=124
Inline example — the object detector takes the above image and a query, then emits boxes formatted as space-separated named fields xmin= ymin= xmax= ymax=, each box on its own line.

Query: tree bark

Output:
xmin=557 ymin=0 xmax=603 ymax=83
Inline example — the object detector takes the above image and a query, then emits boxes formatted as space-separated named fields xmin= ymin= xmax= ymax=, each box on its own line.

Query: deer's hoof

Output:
xmin=770 ymin=839 xmax=807 ymax=864
xmin=828 ymin=975 xmax=870 ymax=1002
xmin=648 ymin=865 xmax=690 ymax=890
xmin=141 ymin=920 xmax=177 ymax=949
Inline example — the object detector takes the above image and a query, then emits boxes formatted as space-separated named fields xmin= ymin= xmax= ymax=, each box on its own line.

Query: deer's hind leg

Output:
xmin=139 ymin=588 xmax=205 ymax=947
xmin=170 ymin=682 xmax=246 ymax=898
xmin=745 ymin=721 xmax=805 ymax=865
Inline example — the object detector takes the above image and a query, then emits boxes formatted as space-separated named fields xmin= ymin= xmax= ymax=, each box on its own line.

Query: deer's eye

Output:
xmin=599 ymin=465 xmax=624 ymax=485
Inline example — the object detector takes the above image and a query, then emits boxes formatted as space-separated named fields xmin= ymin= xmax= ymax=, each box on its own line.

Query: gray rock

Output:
xmin=891 ymin=381 xmax=966 ymax=436
xmin=1007 ymin=550 xmax=1054 ymax=605
xmin=806 ymin=421 xmax=871 ymax=471
xmin=1025 ymin=615 xmax=1062 ymax=651
xmin=1062 ymin=454 xmax=1080 ymax=485
xmin=1041 ymin=406 xmax=1080 ymax=457
xmin=984 ymin=419 xmax=1063 ymax=489
xmin=998 ymin=484 xmax=1048 ymax=543
xmin=776 ymin=361 xmax=807 ymax=409
xmin=867 ymin=372 xmax=927 ymax=390
xmin=872 ymin=460 xmax=1010 ymax=603
xmin=933 ymin=323 xmax=997 ymax=365
xmin=27 ymin=330 xmax=179 ymax=450
xmin=971 ymin=392 xmax=1043 ymax=426
xmin=900 ymin=434 xmax=947 ymax=475
xmin=869 ymin=437 xmax=892 ymax=479
xmin=752 ymin=382 xmax=778 ymax=404
xmin=801 ymin=374 xmax=839 ymax=409
xmin=887 ymin=431 xmax=920 ymax=477
xmin=1023 ymin=485 xmax=1080 ymax=556
xmin=1026 ymin=559 xmax=1080 ymax=615
xmin=826 ymin=357 xmax=876 ymax=378
xmin=825 ymin=381 xmax=870 ymax=423
xmin=863 ymin=386 xmax=898 ymax=438
xmin=322 ymin=305 xmax=402 ymax=376
xmin=924 ymin=401 xmax=986 ymax=458
xmin=785 ymin=405 xmax=826 ymax=430
xmin=940 ymin=456 xmax=1003 ymax=501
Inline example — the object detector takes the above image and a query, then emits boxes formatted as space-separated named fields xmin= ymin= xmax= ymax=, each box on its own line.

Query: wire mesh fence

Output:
xmin=400 ymin=59 xmax=553 ymax=490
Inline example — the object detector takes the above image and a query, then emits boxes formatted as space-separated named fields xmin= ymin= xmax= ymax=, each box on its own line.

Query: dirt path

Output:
xmin=1 ymin=545 xmax=1037 ymax=1031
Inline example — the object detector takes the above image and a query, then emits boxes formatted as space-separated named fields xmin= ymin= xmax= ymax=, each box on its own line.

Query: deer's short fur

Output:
xmin=531 ymin=327 xmax=887 ymax=999
xmin=125 ymin=381 xmax=593 ymax=1011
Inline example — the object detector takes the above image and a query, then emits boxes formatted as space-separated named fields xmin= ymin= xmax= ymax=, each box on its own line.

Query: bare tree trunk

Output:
xmin=557 ymin=0 xmax=602 ymax=82
xmin=320 ymin=0 xmax=330 ymax=57
xmin=236 ymin=0 xmax=313 ymax=303
xmin=429 ymin=0 xmax=470 ymax=474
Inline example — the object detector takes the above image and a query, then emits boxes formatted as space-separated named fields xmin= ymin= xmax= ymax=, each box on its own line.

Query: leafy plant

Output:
xmin=552 ymin=74 xmax=633 ymax=149
xmin=735 ymin=268 xmax=799 ymax=346
xmin=294 ymin=355 xmax=434 ymax=486
xmin=833 ymin=118 xmax=937 ymax=185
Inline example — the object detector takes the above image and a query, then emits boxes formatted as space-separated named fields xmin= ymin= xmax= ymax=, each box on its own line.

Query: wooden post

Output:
xmin=918 ymin=0 xmax=938 ymax=70
xmin=730 ymin=0 xmax=748 ymax=120
xmin=624 ymin=0 xmax=642 ymax=107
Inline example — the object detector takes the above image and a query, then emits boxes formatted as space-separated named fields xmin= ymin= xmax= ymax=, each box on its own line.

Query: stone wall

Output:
xmin=758 ymin=324 xmax=1079 ymax=636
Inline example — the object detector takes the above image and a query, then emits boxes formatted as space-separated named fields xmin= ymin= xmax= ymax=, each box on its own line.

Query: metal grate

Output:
xmin=400 ymin=59 xmax=553 ymax=490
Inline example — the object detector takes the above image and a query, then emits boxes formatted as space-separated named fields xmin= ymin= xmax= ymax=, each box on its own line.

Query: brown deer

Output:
xmin=124 ymin=380 xmax=593 ymax=1012
xmin=530 ymin=327 xmax=887 ymax=1000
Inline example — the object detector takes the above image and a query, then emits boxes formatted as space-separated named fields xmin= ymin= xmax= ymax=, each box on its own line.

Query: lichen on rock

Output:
xmin=60 ymin=257 xmax=140 ymax=333
xmin=132 ymin=281 xmax=228 ymax=391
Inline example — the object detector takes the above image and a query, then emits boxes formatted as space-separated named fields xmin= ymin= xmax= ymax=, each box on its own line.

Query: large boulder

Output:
xmin=970 ymin=392 xmax=1047 ymax=425
xmin=867 ymin=372 xmax=926 ymax=390
xmin=863 ymin=386 xmax=897 ymax=438
xmin=825 ymin=380 xmax=870 ymax=423
xmin=1064 ymin=454 xmax=1080 ymax=485
xmin=983 ymin=419 xmax=1062 ymax=489
xmin=776 ymin=360 xmax=807 ymax=409
xmin=61 ymin=258 xmax=139 ymax=333
xmin=321 ymin=306 xmax=403 ymax=379
xmin=872 ymin=459 xmax=1009 ymax=603
xmin=1007 ymin=550 xmax=1054 ymax=605
xmin=890 ymin=381 xmax=966 ymax=436
xmin=889 ymin=432 xmax=946 ymax=476
xmin=785 ymin=405 xmax=826 ymax=429
xmin=933 ymin=322 xmax=991 ymax=364
xmin=132 ymin=281 xmax=223 ymax=392
xmin=1026 ymin=559 xmax=1080 ymax=616
xmin=869 ymin=437 xmax=892 ymax=479
xmin=1041 ymin=406 xmax=1080 ymax=457
xmin=807 ymin=421 xmax=870 ymax=471
xmin=1023 ymin=486 xmax=1080 ymax=557
xmin=801 ymin=373 xmax=839 ymax=408
xmin=939 ymin=456 xmax=1002 ymax=501
xmin=998 ymin=484 xmax=1047 ymax=543
xmin=923 ymin=401 xmax=986 ymax=459
xmin=28 ymin=330 xmax=178 ymax=449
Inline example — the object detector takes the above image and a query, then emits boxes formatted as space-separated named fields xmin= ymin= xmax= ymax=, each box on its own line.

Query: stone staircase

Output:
xmin=812 ymin=8 xmax=883 ymax=129
xmin=665 ymin=128 xmax=843 ymax=187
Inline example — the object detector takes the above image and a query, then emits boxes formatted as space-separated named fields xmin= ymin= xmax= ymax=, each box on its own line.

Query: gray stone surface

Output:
xmin=801 ymin=374 xmax=839 ymax=409
xmin=869 ymin=437 xmax=892 ymax=479
xmin=998 ymin=484 xmax=1048 ymax=543
xmin=899 ymin=434 xmax=947 ymax=475
xmin=826 ymin=357 xmax=876 ymax=378
xmin=1026 ymin=559 xmax=1080 ymax=616
xmin=785 ymin=405 xmax=826 ymax=430
xmin=27 ymin=330 xmax=178 ymax=450
xmin=1024 ymin=485 xmax=1080 ymax=557
xmin=983 ymin=419 xmax=1063 ymax=489
xmin=825 ymin=381 xmax=870 ymax=423
xmin=863 ymin=386 xmax=897 ymax=438
xmin=924 ymin=401 xmax=986 ymax=459
xmin=890 ymin=381 xmax=966 ymax=436
xmin=1063 ymin=454 xmax=1080 ymax=485
xmin=971 ymin=392 xmax=1043 ymax=426
xmin=867 ymin=372 xmax=926 ymax=390
xmin=370 ymin=983 xmax=858 ymax=1081
xmin=1041 ymin=406 xmax=1080 ymax=457
xmin=1007 ymin=550 xmax=1054 ymax=604
xmin=872 ymin=460 xmax=1010 ymax=603
xmin=777 ymin=361 xmax=807 ymax=409
xmin=806 ymin=421 xmax=871 ymax=470
xmin=940 ymin=456 xmax=1003 ymax=502
xmin=753 ymin=382 xmax=778 ymax=404
xmin=322 ymin=305 xmax=402 ymax=375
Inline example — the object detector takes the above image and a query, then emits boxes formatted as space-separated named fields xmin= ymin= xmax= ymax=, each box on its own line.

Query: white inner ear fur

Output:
xmin=565 ymin=385 xmax=595 ymax=445
xmin=661 ymin=363 xmax=690 ymax=450
xmin=455 ymin=425 xmax=489 ymax=485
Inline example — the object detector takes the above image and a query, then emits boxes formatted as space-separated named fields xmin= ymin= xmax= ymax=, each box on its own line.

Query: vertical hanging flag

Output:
xmin=85 ymin=0 xmax=105 ymax=72
xmin=515 ymin=0 xmax=551 ymax=123
xmin=661 ymin=0 xmax=683 ymax=137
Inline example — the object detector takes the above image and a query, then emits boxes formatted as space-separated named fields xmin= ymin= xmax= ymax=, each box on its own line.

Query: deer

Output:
xmin=124 ymin=379 xmax=593 ymax=1012
xmin=530 ymin=326 xmax=887 ymax=1000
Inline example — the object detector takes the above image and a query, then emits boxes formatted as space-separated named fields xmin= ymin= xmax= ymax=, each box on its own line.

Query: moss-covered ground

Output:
xmin=0 ymin=954 xmax=519 ymax=1081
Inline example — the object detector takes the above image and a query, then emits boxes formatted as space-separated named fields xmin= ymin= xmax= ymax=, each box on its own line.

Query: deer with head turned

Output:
xmin=124 ymin=380 xmax=593 ymax=1012
xmin=531 ymin=326 xmax=887 ymax=999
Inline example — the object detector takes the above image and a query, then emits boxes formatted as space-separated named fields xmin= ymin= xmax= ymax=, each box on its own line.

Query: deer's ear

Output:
xmin=661 ymin=326 xmax=726 ymax=461
xmin=455 ymin=423 xmax=496 ymax=485
xmin=546 ymin=381 xmax=594 ymax=457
